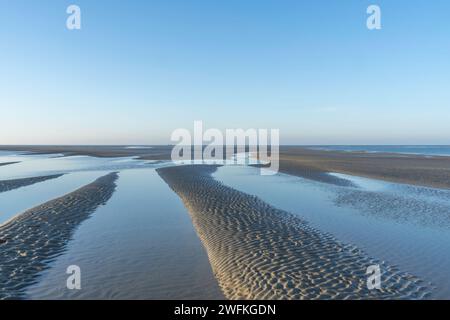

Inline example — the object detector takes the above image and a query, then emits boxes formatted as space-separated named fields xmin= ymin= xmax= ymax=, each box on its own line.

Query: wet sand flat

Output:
xmin=3 ymin=144 xmax=450 ymax=190
xmin=0 ymin=145 xmax=173 ymax=160
xmin=0 ymin=172 xmax=118 ymax=299
xmin=0 ymin=174 xmax=64 ymax=194
xmin=277 ymin=147 xmax=450 ymax=189
xmin=157 ymin=165 xmax=430 ymax=300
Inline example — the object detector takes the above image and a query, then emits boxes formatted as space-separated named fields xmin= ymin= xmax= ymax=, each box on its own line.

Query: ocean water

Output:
xmin=306 ymin=145 xmax=450 ymax=156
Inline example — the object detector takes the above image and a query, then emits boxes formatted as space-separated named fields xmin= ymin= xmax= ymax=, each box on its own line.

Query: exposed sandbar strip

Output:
xmin=251 ymin=162 xmax=355 ymax=187
xmin=0 ymin=172 xmax=118 ymax=299
xmin=0 ymin=162 xmax=20 ymax=167
xmin=0 ymin=174 xmax=64 ymax=194
xmin=157 ymin=165 xmax=431 ymax=300
xmin=0 ymin=145 xmax=173 ymax=160
xmin=278 ymin=147 xmax=450 ymax=189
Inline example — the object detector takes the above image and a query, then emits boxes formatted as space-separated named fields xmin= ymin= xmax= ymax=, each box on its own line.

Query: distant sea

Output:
xmin=306 ymin=145 xmax=450 ymax=157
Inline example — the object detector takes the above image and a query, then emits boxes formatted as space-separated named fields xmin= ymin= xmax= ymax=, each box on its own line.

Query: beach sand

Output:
xmin=0 ymin=174 xmax=64 ymax=194
xmin=276 ymin=147 xmax=450 ymax=189
xmin=0 ymin=172 xmax=118 ymax=299
xmin=157 ymin=165 xmax=431 ymax=300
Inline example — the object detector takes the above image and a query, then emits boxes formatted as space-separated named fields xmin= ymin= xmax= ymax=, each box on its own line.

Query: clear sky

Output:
xmin=1 ymin=0 xmax=449 ymax=145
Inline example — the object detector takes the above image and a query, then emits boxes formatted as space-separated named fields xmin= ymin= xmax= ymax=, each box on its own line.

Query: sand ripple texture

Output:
xmin=335 ymin=188 xmax=450 ymax=229
xmin=157 ymin=165 xmax=431 ymax=300
xmin=0 ymin=174 xmax=64 ymax=193
xmin=0 ymin=172 xmax=118 ymax=299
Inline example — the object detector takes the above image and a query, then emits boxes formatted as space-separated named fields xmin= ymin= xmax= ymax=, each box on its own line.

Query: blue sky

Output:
xmin=1 ymin=0 xmax=449 ymax=145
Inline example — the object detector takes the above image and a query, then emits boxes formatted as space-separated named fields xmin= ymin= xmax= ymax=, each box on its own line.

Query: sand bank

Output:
xmin=0 ymin=162 xmax=20 ymax=167
xmin=277 ymin=147 xmax=450 ymax=189
xmin=0 ymin=174 xmax=64 ymax=194
xmin=0 ymin=172 xmax=118 ymax=299
xmin=157 ymin=165 xmax=431 ymax=300
xmin=0 ymin=145 xmax=173 ymax=160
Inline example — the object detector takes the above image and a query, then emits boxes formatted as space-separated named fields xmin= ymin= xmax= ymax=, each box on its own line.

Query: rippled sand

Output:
xmin=0 ymin=172 xmax=118 ymax=299
xmin=335 ymin=188 xmax=450 ymax=229
xmin=0 ymin=174 xmax=64 ymax=194
xmin=157 ymin=165 xmax=431 ymax=300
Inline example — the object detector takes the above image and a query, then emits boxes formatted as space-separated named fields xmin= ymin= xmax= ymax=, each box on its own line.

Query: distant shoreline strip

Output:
xmin=0 ymin=162 xmax=20 ymax=167
xmin=0 ymin=174 xmax=65 ymax=194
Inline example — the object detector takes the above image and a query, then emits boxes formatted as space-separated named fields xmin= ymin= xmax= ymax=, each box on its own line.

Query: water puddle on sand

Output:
xmin=0 ymin=171 xmax=105 ymax=225
xmin=25 ymin=168 xmax=223 ymax=299
xmin=0 ymin=154 xmax=151 ymax=225
xmin=0 ymin=154 xmax=149 ymax=180
xmin=1 ymin=154 xmax=221 ymax=299
xmin=213 ymin=165 xmax=450 ymax=299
